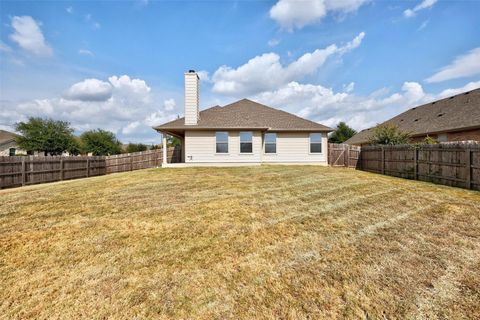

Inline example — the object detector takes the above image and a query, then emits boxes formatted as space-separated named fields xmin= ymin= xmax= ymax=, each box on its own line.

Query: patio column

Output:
xmin=162 ymin=134 xmax=167 ymax=166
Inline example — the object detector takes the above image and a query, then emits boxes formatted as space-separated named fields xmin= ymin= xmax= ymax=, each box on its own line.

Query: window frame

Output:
xmin=215 ymin=131 xmax=229 ymax=154
xmin=239 ymin=131 xmax=253 ymax=154
xmin=309 ymin=133 xmax=322 ymax=154
xmin=9 ymin=148 xmax=16 ymax=156
xmin=264 ymin=132 xmax=277 ymax=154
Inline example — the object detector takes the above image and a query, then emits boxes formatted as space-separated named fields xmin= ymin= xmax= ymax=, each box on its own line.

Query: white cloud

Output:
xmin=211 ymin=32 xmax=365 ymax=96
xmin=426 ymin=47 xmax=480 ymax=83
xmin=85 ymin=13 xmax=101 ymax=30
xmin=0 ymin=75 xmax=178 ymax=143
xmin=196 ymin=70 xmax=211 ymax=82
xmin=343 ymin=82 xmax=355 ymax=93
xmin=163 ymin=98 xmax=176 ymax=111
xmin=63 ymin=79 xmax=113 ymax=101
xmin=436 ymin=81 xmax=480 ymax=99
xmin=66 ymin=6 xmax=73 ymax=14
xmin=122 ymin=121 xmax=141 ymax=135
xmin=78 ymin=49 xmax=94 ymax=57
xmin=9 ymin=16 xmax=53 ymax=56
xmin=418 ymin=20 xmax=429 ymax=31
xmin=251 ymin=80 xmax=478 ymax=131
xmin=268 ymin=39 xmax=281 ymax=47
xmin=270 ymin=0 xmax=368 ymax=30
xmin=404 ymin=0 xmax=437 ymax=18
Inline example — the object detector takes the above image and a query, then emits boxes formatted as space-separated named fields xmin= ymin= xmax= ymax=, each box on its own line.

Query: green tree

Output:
xmin=125 ymin=143 xmax=148 ymax=153
xmin=422 ymin=135 xmax=438 ymax=145
xmin=80 ymin=129 xmax=122 ymax=155
xmin=15 ymin=117 xmax=77 ymax=155
xmin=328 ymin=122 xmax=357 ymax=143
xmin=167 ymin=136 xmax=181 ymax=147
xmin=368 ymin=123 xmax=411 ymax=145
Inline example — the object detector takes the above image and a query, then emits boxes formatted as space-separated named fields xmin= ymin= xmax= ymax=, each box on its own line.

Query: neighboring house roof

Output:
xmin=346 ymin=88 xmax=480 ymax=145
xmin=0 ymin=130 xmax=20 ymax=146
xmin=154 ymin=98 xmax=333 ymax=132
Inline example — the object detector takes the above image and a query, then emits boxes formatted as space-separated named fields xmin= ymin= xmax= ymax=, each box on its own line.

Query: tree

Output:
xmin=368 ymin=123 xmax=411 ymax=145
xmin=421 ymin=135 xmax=438 ymax=145
xmin=80 ymin=129 xmax=122 ymax=155
xmin=167 ymin=136 xmax=181 ymax=147
xmin=328 ymin=122 xmax=357 ymax=143
xmin=125 ymin=143 xmax=148 ymax=153
xmin=15 ymin=117 xmax=77 ymax=155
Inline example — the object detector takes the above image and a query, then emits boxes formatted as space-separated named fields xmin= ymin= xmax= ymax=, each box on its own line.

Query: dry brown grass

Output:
xmin=1 ymin=166 xmax=479 ymax=319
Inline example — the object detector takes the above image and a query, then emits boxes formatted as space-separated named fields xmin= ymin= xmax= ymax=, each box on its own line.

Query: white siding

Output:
xmin=184 ymin=130 xmax=328 ymax=165
xmin=262 ymin=132 xmax=328 ymax=164
xmin=185 ymin=131 xmax=262 ymax=163
xmin=184 ymin=72 xmax=199 ymax=125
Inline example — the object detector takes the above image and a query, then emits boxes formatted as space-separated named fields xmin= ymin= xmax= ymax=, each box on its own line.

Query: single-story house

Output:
xmin=0 ymin=130 xmax=26 ymax=156
xmin=154 ymin=71 xmax=333 ymax=167
xmin=345 ymin=88 xmax=480 ymax=146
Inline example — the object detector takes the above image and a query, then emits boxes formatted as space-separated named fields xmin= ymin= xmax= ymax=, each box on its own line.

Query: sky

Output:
xmin=1 ymin=0 xmax=479 ymax=144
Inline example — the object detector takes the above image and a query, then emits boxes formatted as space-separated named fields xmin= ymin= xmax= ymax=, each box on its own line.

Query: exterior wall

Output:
xmin=184 ymin=130 xmax=328 ymax=164
xmin=446 ymin=128 xmax=480 ymax=142
xmin=185 ymin=130 xmax=262 ymax=163
xmin=184 ymin=72 xmax=200 ymax=125
xmin=409 ymin=128 xmax=480 ymax=143
xmin=0 ymin=141 xmax=26 ymax=156
xmin=262 ymin=132 xmax=328 ymax=164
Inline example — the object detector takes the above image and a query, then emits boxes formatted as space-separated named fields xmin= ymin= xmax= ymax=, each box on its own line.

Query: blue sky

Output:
xmin=1 ymin=0 xmax=479 ymax=143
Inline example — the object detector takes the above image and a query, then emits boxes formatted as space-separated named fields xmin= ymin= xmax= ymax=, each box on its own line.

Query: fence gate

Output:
xmin=328 ymin=143 xmax=360 ymax=168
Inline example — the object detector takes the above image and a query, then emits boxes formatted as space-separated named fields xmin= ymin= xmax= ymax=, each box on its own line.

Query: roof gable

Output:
xmin=0 ymin=130 xmax=20 ymax=145
xmin=154 ymin=98 xmax=332 ymax=132
xmin=346 ymin=88 xmax=480 ymax=145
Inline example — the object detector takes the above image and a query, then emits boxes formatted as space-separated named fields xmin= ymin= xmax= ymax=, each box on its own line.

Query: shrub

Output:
xmin=368 ymin=123 xmax=410 ymax=145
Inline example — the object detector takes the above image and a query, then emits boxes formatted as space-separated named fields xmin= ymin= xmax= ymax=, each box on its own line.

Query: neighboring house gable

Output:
xmin=0 ymin=130 xmax=24 ymax=156
xmin=346 ymin=88 xmax=480 ymax=145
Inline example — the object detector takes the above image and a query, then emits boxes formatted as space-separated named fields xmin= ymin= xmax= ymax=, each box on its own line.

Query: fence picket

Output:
xmin=0 ymin=146 xmax=180 ymax=189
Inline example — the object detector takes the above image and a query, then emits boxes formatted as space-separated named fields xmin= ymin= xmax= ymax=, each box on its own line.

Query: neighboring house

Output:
xmin=0 ymin=130 xmax=26 ymax=156
xmin=154 ymin=71 xmax=333 ymax=167
xmin=346 ymin=88 xmax=480 ymax=146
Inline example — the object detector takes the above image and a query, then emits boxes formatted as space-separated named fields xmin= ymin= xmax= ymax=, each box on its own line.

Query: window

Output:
xmin=216 ymin=132 xmax=228 ymax=153
xmin=9 ymin=148 xmax=16 ymax=156
xmin=240 ymin=132 xmax=253 ymax=153
xmin=310 ymin=133 xmax=322 ymax=153
xmin=264 ymin=133 xmax=276 ymax=153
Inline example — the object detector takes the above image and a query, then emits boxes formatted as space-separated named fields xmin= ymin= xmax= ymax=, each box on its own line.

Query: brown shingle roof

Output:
xmin=0 ymin=130 xmax=19 ymax=145
xmin=154 ymin=98 xmax=332 ymax=132
xmin=345 ymin=88 xmax=480 ymax=145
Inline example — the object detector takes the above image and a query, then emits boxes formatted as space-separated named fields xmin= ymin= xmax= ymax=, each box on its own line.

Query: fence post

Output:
xmin=344 ymin=145 xmax=348 ymax=168
xmin=413 ymin=148 xmax=418 ymax=180
xmin=381 ymin=147 xmax=385 ymax=175
xmin=21 ymin=157 xmax=26 ymax=186
xmin=60 ymin=158 xmax=64 ymax=180
xmin=465 ymin=148 xmax=471 ymax=190
xmin=86 ymin=158 xmax=90 ymax=177
xmin=130 ymin=155 xmax=133 ymax=171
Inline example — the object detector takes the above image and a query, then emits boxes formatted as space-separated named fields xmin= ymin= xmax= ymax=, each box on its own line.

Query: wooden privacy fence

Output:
xmin=105 ymin=147 xmax=181 ymax=174
xmin=328 ymin=143 xmax=360 ymax=168
xmin=359 ymin=143 xmax=480 ymax=190
xmin=0 ymin=147 xmax=181 ymax=189
xmin=0 ymin=156 xmax=105 ymax=189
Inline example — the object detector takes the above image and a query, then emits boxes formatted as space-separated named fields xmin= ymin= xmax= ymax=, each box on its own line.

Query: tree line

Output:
xmin=14 ymin=117 xmax=157 ymax=156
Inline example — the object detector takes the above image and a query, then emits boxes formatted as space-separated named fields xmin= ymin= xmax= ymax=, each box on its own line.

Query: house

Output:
xmin=345 ymin=88 xmax=480 ymax=146
xmin=0 ymin=130 xmax=26 ymax=156
xmin=154 ymin=71 xmax=333 ymax=166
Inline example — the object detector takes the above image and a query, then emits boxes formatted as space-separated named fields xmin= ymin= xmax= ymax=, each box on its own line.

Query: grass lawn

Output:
xmin=1 ymin=166 xmax=479 ymax=319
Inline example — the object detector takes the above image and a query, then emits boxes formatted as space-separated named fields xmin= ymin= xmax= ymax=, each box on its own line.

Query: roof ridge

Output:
xmin=237 ymin=98 xmax=331 ymax=129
